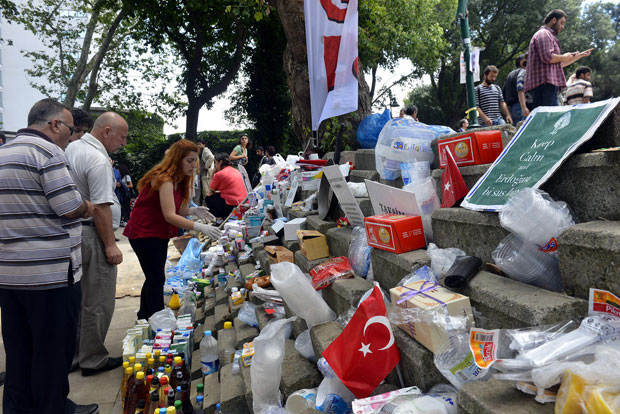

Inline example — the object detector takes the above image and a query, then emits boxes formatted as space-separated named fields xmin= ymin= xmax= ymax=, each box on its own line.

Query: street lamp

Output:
xmin=388 ymin=89 xmax=399 ymax=117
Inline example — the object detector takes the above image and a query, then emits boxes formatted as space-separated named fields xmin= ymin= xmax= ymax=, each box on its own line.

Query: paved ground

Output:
xmin=0 ymin=228 xmax=146 ymax=413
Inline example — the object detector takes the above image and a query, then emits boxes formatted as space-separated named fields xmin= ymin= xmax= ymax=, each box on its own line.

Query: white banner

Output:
xmin=304 ymin=0 xmax=359 ymax=131
xmin=460 ymin=47 xmax=482 ymax=84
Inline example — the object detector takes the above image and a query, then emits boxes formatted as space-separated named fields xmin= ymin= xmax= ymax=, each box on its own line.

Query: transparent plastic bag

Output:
xmin=148 ymin=308 xmax=177 ymax=331
xmin=426 ymin=243 xmax=466 ymax=278
xmin=178 ymin=291 xmax=196 ymax=323
xmin=400 ymin=160 xmax=431 ymax=186
xmin=349 ymin=226 xmax=372 ymax=278
xmin=499 ymin=188 xmax=575 ymax=248
xmin=270 ymin=262 xmax=336 ymax=327
xmin=178 ymin=237 xmax=203 ymax=273
xmin=397 ymin=265 xmax=436 ymax=286
xmin=492 ymin=233 xmax=563 ymax=292
xmin=238 ymin=302 xmax=259 ymax=327
xmin=434 ymin=330 xmax=492 ymax=389
xmin=403 ymin=177 xmax=440 ymax=242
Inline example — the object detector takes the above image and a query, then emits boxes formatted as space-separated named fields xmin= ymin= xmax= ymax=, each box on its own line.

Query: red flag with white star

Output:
xmin=441 ymin=147 xmax=469 ymax=208
xmin=322 ymin=285 xmax=400 ymax=398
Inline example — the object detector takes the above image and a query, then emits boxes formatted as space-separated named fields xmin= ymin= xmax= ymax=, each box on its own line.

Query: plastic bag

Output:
xmin=238 ymin=302 xmax=259 ymax=327
xmin=148 ymin=308 xmax=177 ymax=331
xmin=270 ymin=262 xmax=336 ymax=327
xmin=310 ymin=257 xmax=354 ymax=290
xmin=315 ymin=358 xmax=356 ymax=413
xmin=348 ymin=182 xmax=369 ymax=198
xmin=356 ymin=109 xmax=392 ymax=149
xmin=251 ymin=316 xmax=298 ymax=414
xmin=492 ymin=233 xmax=563 ymax=292
xmin=426 ymin=243 xmax=466 ymax=278
xmin=397 ymin=265 xmax=436 ymax=286
xmin=348 ymin=226 xmax=372 ymax=279
xmin=178 ymin=291 xmax=196 ymax=323
xmin=400 ymin=160 xmax=431 ymax=186
xmin=499 ymin=188 xmax=575 ymax=249
xmin=177 ymin=237 xmax=203 ymax=273
xmin=403 ymin=177 xmax=440 ymax=242
xmin=294 ymin=329 xmax=315 ymax=361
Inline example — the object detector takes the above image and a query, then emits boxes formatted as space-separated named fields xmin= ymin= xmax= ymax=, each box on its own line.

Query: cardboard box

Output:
xmin=284 ymin=217 xmax=307 ymax=241
xmin=297 ymin=230 xmax=330 ymax=261
xmin=264 ymin=246 xmax=294 ymax=265
xmin=390 ymin=280 xmax=473 ymax=353
xmin=437 ymin=130 xmax=503 ymax=168
xmin=364 ymin=214 xmax=426 ymax=254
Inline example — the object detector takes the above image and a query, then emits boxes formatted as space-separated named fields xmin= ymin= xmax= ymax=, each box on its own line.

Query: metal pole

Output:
xmin=457 ymin=0 xmax=479 ymax=127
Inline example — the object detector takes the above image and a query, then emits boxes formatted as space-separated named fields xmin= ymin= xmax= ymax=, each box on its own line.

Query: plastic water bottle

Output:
xmin=214 ymin=403 xmax=222 ymax=414
xmin=194 ymin=395 xmax=204 ymax=414
xmin=200 ymin=330 xmax=219 ymax=376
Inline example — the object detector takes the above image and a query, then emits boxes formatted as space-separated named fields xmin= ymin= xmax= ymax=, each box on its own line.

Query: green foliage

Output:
xmin=318 ymin=114 xmax=360 ymax=154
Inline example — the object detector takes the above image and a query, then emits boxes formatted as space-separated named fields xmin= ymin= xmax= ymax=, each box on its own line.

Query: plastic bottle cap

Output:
xmin=160 ymin=409 xmax=167 ymax=414
xmin=123 ymin=361 xmax=129 ymax=369
xmin=174 ymin=400 xmax=182 ymax=408
xmin=158 ymin=367 xmax=164 ymax=373
xmin=129 ymin=356 xmax=136 ymax=363
xmin=134 ymin=363 xmax=142 ymax=371
xmin=159 ymin=356 xmax=165 ymax=362
xmin=136 ymin=371 xmax=145 ymax=380
xmin=174 ymin=356 xmax=182 ymax=364
xmin=154 ymin=409 xmax=160 ymax=414
xmin=126 ymin=367 xmax=133 ymax=374
xmin=176 ymin=385 xmax=181 ymax=391
xmin=197 ymin=395 xmax=204 ymax=402
xmin=148 ymin=358 xmax=155 ymax=364
xmin=146 ymin=352 xmax=152 ymax=359
xmin=137 ymin=400 xmax=146 ymax=409
xmin=224 ymin=321 xmax=233 ymax=329
xmin=160 ymin=376 xmax=168 ymax=385
xmin=146 ymin=374 xmax=154 ymax=383
xmin=167 ymin=408 xmax=175 ymax=414
xmin=205 ymin=330 xmax=212 ymax=336
xmin=197 ymin=384 xmax=204 ymax=392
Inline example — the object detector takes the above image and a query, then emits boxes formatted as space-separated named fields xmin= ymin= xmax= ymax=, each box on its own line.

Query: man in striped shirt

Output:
xmin=475 ymin=65 xmax=513 ymax=126
xmin=564 ymin=66 xmax=593 ymax=105
xmin=0 ymin=99 xmax=98 ymax=413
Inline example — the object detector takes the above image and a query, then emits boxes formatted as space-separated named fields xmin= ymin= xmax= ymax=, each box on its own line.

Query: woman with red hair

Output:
xmin=123 ymin=139 xmax=221 ymax=319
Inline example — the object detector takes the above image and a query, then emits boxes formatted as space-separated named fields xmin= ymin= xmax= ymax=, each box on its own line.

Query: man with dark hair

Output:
xmin=0 ymin=131 xmax=6 ymax=145
xmin=503 ymin=54 xmax=532 ymax=125
xmin=405 ymin=105 xmax=418 ymax=121
xmin=70 ymin=108 xmax=94 ymax=142
xmin=0 ymin=98 xmax=97 ymax=413
xmin=525 ymin=9 xmax=593 ymax=108
xmin=476 ymin=65 xmax=512 ymax=126
xmin=564 ymin=66 xmax=593 ymax=105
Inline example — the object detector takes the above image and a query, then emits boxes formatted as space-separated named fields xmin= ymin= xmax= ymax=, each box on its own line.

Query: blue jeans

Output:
xmin=530 ymin=83 xmax=559 ymax=109
xmin=492 ymin=117 xmax=506 ymax=126
xmin=510 ymin=103 xmax=525 ymax=125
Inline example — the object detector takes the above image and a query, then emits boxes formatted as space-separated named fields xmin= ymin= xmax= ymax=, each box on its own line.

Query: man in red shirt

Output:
xmin=525 ymin=9 xmax=593 ymax=109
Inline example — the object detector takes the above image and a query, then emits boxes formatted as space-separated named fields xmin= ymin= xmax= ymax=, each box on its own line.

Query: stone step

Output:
xmin=430 ymin=151 xmax=620 ymax=223
xmin=282 ymin=238 xmax=301 ymax=253
xmin=218 ymin=326 xmax=237 ymax=366
xmin=225 ymin=262 xmax=238 ymax=275
xmin=370 ymin=248 xmax=430 ymax=290
xmin=461 ymin=271 xmax=587 ymax=329
xmin=306 ymin=215 xmax=338 ymax=235
xmin=234 ymin=316 xmax=259 ymax=349
xmin=280 ymin=339 xmax=322 ymax=401
xmin=321 ymin=275 xmax=373 ymax=316
xmin=309 ymin=321 xmax=343 ymax=361
xmin=214 ymin=303 xmax=233 ymax=332
xmin=458 ymin=378 xmax=553 ymax=414
xmin=256 ymin=249 xmax=271 ymax=275
xmin=204 ymin=373 xmax=220 ymax=414
xmin=294 ymin=250 xmax=329 ymax=274
xmin=220 ymin=363 xmax=250 ymax=413
xmin=324 ymin=150 xmax=356 ymax=166
xmin=241 ymin=364 xmax=254 ymax=414
xmin=393 ymin=328 xmax=444 ymax=392
xmin=215 ymin=286 xmax=228 ymax=306
xmin=432 ymin=207 xmax=508 ymax=263
xmin=325 ymin=226 xmax=352 ymax=258
xmin=355 ymin=149 xmax=376 ymax=171
xmin=558 ymin=221 xmax=620 ymax=300
xmin=332 ymin=197 xmax=374 ymax=220
xmin=349 ymin=169 xmax=380 ymax=183
xmin=239 ymin=263 xmax=258 ymax=279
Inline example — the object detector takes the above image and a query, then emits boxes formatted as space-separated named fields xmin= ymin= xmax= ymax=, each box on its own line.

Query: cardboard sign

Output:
xmin=238 ymin=165 xmax=253 ymax=194
xmin=463 ymin=98 xmax=620 ymax=211
xmin=322 ymin=165 xmax=365 ymax=227
xmin=364 ymin=179 xmax=420 ymax=217
xmin=285 ymin=177 xmax=299 ymax=207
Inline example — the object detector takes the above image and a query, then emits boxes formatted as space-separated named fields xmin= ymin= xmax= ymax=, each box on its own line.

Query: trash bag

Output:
xmin=499 ymin=188 xmax=575 ymax=249
xmin=178 ymin=237 xmax=203 ymax=273
xmin=356 ymin=109 xmax=392 ymax=149
xmin=270 ymin=262 xmax=336 ymax=327
xmin=148 ymin=308 xmax=177 ymax=331
xmin=375 ymin=118 xmax=454 ymax=180
xmin=251 ymin=316 xmax=298 ymax=414
xmin=348 ymin=226 xmax=372 ymax=279
xmin=397 ymin=265 xmax=436 ymax=286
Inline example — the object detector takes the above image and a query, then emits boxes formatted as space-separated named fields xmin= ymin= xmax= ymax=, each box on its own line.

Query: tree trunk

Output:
xmin=185 ymin=99 xmax=200 ymax=141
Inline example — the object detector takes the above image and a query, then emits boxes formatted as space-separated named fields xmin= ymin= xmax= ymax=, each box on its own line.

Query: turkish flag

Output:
xmin=322 ymin=285 xmax=400 ymax=398
xmin=441 ymin=147 xmax=469 ymax=208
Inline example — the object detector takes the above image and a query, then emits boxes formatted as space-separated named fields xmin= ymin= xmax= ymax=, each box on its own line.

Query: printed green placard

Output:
xmin=462 ymin=98 xmax=620 ymax=211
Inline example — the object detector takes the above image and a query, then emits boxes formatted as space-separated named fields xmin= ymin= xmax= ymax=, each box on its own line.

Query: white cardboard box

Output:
xmin=284 ymin=218 xmax=307 ymax=241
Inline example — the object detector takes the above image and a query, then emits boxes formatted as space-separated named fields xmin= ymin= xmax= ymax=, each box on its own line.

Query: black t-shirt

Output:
xmin=502 ymin=68 xmax=520 ymax=106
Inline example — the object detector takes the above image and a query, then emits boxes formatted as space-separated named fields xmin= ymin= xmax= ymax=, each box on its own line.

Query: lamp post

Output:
xmin=457 ymin=0 xmax=479 ymax=127
xmin=388 ymin=89 xmax=399 ymax=118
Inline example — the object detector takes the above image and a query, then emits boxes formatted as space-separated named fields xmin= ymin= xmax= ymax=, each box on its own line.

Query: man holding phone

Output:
xmin=525 ymin=9 xmax=593 ymax=109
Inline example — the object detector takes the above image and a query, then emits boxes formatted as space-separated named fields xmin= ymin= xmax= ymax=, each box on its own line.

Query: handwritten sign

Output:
xmin=364 ymin=180 xmax=420 ymax=216
xmin=322 ymin=165 xmax=364 ymax=227
xmin=462 ymin=98 xmax=620 ymax=211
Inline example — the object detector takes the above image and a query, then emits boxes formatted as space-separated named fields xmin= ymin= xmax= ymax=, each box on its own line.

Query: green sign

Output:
xmin=462 ymin=98 xmax=620 ymax=211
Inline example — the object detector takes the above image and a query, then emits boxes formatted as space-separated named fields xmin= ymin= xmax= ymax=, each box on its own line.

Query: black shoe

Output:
xmin=0 ymin=371 xmax=5 ymax=387
xmin=74 ymin=403 xmax=99 ymax=414
xmin=81 ymin=356 xmax=123 ymax=377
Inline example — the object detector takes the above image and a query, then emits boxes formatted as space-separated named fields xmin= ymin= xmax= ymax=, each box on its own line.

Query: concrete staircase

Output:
xmin=199 ymin=105 xmax=620 ymax=413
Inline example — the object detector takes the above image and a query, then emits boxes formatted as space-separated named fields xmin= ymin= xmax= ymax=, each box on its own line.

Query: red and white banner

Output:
xmin=304 ymin=0 xmax=359 ymax=131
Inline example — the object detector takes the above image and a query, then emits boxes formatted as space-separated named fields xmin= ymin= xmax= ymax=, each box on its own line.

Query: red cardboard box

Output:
xmin=438 ymin=130 xmax=503 ymax=168
xmin=364 ymin=214 xmax=426 ymax=254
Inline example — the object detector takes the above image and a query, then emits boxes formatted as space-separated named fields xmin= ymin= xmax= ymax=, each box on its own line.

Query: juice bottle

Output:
xmin=147 ymin=390 xmax=159 ymax=414
xmin=169 ymin=290 xmax=180 ymax=310
xmin=158 ymin=379 xmax=169 ymax=408
xmin=158 ymin=356 xmax=166 ymax=371
xmin=125 ymin=371 xmax=147 ymax=414
xmin=167 ymin=387 xmax=175 ymax=407
xmin=174 ymin=400 xmax=182 ymax=414
xmin=134 ymin=363 xmax=143 ymax=374
xmin=135 ymin=399 xmax=146 ymax=414
xmin=122 ymin=361 xmax=130 ymax=380
xmin=147 ymin=358 xmax=155 ymax=373
xmin=122 ymin=367 xmax=134 ymax=406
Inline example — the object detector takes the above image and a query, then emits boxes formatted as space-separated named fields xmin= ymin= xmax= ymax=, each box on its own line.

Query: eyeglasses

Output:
xmin=48 ymin=120 xmax=75 ymax=135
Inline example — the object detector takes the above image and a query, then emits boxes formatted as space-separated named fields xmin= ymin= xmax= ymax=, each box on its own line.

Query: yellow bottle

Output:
xmin=169 ymin=290 xmax=181 ymax=310
xmin=167 ymin=408 xmax=176 ymax=414
xmin=121 ymin=367 xmax=134 ymax=406
xmin=129 ymin=356 xmax=136 ymax=365
xmin=122 ymin=361 xmax=129 ymax=381
xmin=147 ymin=358 xmax=155 ymax=373
xmin=134 ymin=363 xmax=143 ymax=373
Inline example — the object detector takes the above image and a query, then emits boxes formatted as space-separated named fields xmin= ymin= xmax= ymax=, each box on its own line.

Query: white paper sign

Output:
xmin=271 ymin=220 xmax=285 ymax=234
xmin=364 ymin=179 xmax=420 ymax=216
xmin=285 ymin=178 xmax=300 ymax=207
xmin=238 ymin=165 xmax=253 ymax=194
xmin=322 ymin=165 xmax=365 ymax=227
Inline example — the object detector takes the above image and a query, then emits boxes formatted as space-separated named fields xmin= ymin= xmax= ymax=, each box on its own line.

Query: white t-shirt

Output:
xmin=66 ymin=133 xmax=121 ymax=229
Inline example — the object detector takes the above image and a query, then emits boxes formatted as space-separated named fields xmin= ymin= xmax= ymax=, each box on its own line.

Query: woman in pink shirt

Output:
xmin=205 ymin=153 xmax=248 ymax=218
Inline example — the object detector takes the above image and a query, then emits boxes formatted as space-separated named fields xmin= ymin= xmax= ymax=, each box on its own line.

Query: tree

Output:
xmin=128 ymin=0 xmax=268 ymax=141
